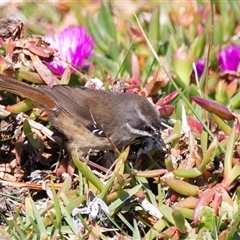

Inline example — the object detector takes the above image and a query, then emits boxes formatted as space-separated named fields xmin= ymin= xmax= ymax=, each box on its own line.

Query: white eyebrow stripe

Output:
xmin=125 ymin=123 xmax=151 ymax=137
xmin=135 ymin=106 xmax=148 ymax=123
xmin=135 ymin=106 xmax=159 ymax=133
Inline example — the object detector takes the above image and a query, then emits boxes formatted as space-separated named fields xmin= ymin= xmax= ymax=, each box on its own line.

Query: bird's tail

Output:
xmin=0 ymin=74 xmax=56 ymax=108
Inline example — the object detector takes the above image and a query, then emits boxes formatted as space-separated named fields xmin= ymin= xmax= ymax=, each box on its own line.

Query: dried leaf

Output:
xmin=29 ymin=53 xmax=58 ymax=86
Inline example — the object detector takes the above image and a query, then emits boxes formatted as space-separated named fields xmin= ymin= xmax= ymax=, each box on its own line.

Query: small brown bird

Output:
xmin=0 ymin=74 xmax=164 ymax=159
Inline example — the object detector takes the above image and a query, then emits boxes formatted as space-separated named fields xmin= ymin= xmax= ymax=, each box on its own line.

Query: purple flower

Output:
xmin=217 ymin=44 xmax=240 ymax=72
xmin=45 ymin=26 xmax=94 ymax=75
xmin=194 ymin=58 xmax=206 ymax=78
xmin=192 ymin=44 xmax=240 ymax=78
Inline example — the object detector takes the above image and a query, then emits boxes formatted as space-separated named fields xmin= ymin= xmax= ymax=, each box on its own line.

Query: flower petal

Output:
xmin=217 ymin=44 xmax=240 ymax=72
xmin=194 ymin=58 xmax=206 ymax=78
xmin=45 ymin=26 xmax=94 ymax=75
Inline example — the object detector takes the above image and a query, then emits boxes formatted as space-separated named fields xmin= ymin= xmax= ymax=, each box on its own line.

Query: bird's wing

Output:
xmin=39 ymin=85 xmax=122 ymax=138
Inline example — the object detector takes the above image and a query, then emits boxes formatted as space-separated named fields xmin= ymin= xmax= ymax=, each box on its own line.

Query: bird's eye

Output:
xmin=142 ymin=125 xmax=152 ymax=132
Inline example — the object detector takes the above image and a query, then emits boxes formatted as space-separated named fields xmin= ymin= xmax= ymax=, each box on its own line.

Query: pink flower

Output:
xmin=217 ymin=44 xmax=240 ymax=72
xmin=45 ymin=26 xmax=94 ymax=75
